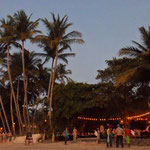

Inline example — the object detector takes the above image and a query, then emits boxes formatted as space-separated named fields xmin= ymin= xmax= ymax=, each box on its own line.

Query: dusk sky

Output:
xmin=0 ymin=0 xmax=150 ymax=84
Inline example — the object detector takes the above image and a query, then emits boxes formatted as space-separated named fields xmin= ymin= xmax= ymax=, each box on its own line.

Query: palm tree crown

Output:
xmin=12 ymin=10 xmax=41 ymax=41
xmin=117 ymin=26 xmax=150 ymax=85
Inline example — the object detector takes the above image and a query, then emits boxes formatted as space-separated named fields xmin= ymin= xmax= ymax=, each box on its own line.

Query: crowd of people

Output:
xmin=62 ymin=127 xmax=77 ymax=145
xmin=0 ymin=132 xmax=12 ymax=143
xmin=61 ymin=124 xmax=131 ymax=147
xmin=94 ymin=124 xmax=140 ymax=148
xmin=0 ymin=123 xmax=149 ymax=147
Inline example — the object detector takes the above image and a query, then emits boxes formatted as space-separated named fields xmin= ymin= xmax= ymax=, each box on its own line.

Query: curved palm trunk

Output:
xmin=0 ymin=96 xmax=11 ymax=133
xmin=10 ymin=91 xmax=15 ymax=135
xmin=49 ymin=45 xmax=58 ymax=129
xmin=47 ymin=59 xmax=54 ymax=98
xmin=7 ymin=44 xmax=22 ymax=134
xmin=21 ymin=41 xmax=30 ymax=130
xmin=0 ymin=110 xmax=6 ymax=132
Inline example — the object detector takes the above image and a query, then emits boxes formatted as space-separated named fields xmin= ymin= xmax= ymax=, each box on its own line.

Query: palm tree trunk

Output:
xmin=47 ymin=59 xmax=54 ymax=98
xmin=23 ymin=94 xmax=27 ymax=129
xmin=33 ymin=91 xmax=41 ymax=133
xmin=25 ymin=78 xmax=30 ymax=127
xmin=0 ymin=96 xmax=11 ymax=133
xmin=16 ymin=77 xmax=20 ymax=106
xmin=10 ymin=91 xmax=15 ymax=135
xmin=16 ymin=77 xmax=23 ymax=134
xmin=6 ymin=44 xmax=22 ymax=134
xmin=49 ymin=45 xmax=58 ymax=130
xmin=0 ymin=110 xmax=6 ymax=132
xmin=21 ymin=40 xmax=29 ymax=130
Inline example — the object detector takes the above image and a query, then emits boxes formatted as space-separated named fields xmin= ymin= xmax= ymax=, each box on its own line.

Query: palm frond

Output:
xmin=62 ymin=39 xmax=84 ymax=45
xmin=115 ymin=68 xmax=137 ymax=87
xmin=132 ymin=40 xmax=148 ymax=52
xmin=58 ymin=53 xmax=75 ymax=64
xmin=63 ymin=31 xmax=82 ymax=39
xmin=119 ymin=47 xmax=142 ymax=57
xmin=58 ymin=45 xmax=72 ymax=53
xmin=139 ymin=26 xmax=150 ymax=51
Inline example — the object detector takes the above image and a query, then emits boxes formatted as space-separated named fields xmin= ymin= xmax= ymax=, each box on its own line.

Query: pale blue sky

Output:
xmin=0 ymin=0 xmax=150 ymax=83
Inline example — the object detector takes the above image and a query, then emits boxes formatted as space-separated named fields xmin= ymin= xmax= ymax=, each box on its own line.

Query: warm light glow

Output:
xmin=78 ymin=116 xmax=121 ymax=121
xmin=126 ymin=112 xmax=150 ymax=120
xmin=78 ymin=112 xmax=150 ymax=122
xmin=45 ymin=119 xmax=47 ymax=122
xmin=120 ymin=120 xmax=124 ymax=124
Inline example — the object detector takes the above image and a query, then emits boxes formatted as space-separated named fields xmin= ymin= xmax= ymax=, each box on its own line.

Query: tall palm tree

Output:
xmin=31 ymin=64 xmax=49 ymax=130
xmin=40 ymin=13 xmax=84 ymax=129
xmin=0 ymin=17 xmax=23 ymax=134
xmin=117 ymin=26 xmax=150 ymax=85
xmin=12 ymin=10 xmax=41 ymax=128
xmin=37 ymin=44 xmax=76 ymax=97
xmin=10 ymin=50 xmax=42 ymax=122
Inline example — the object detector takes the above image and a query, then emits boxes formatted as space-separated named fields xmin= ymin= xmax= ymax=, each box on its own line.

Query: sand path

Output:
xmin=0 ymin=142 xmax=150 ymax=150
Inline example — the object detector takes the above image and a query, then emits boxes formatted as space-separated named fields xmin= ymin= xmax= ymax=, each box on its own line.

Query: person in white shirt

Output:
xmin=72 ymin=127 xmax=77 ymax=142
xmin=116 ymin=124 xmax=124 ymax=148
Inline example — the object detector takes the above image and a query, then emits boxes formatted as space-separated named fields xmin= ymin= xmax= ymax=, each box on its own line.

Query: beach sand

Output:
xmin=0 ymin=142 xmax=150 ymax=150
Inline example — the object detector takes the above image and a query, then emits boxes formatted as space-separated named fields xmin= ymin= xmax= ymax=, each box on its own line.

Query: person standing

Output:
xmin=52 ymin=131 xmax=55 ymax=142
xmin=100 ymin=125 xmax=105 ymax=139
xmin=2 ymin=132 xmax=7 ymax=143
xmin=106 ymin=126 xmax=113 ymax=147
xmin=64 ymin=128 xmax=69 ymax=145
xmin=125 ymin=126 xmax=130 ymax=147
xmin=116 ymin=124 xmax=124 ymax=148
xmin=8 ymin=132 xmax=12 ymax=142
xmin=97 ymin=128 xmax=100 ymax=144
xmin=72 ymin=127 xmax=77 ymax=142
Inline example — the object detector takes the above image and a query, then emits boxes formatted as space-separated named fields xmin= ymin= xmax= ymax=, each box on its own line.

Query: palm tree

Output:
xmin=0 ymin=16 xmax=23 ymax=134
xmin=55 ymin=63 xmax=72 ymax=84
xmin=12 ymin=10 xmax=41 ymax=128
xmin=117 ymin=26 xmax=150 ymax=85
xmin=31 ymin=64 xmax=49 ymax=130
xmin=40 ymin=13 xmax=84 ymax=129
xmin=37 ymin=44 xmax=76 ymax=96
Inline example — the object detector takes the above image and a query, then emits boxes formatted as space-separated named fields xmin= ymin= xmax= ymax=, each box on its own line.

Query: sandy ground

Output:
xmin=0 ymin=142 xmax=150 ymax=150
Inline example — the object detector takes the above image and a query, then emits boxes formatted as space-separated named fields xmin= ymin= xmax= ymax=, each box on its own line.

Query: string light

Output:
xmin=78 ymin=116 xmax=121 ymax=121
xmin=78 ymin=111 xmax=150 ymax=122
xmin=126 ymin=112 xmax=150 ymax=120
